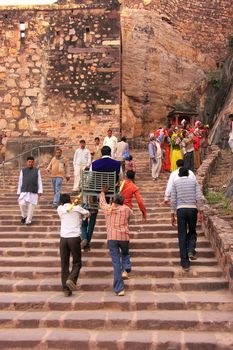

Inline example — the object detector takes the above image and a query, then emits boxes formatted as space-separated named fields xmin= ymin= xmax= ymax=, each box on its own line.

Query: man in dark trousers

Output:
xmin=57 ymin=193 xmax=89 ymax=296
xmin=17 ymin=156 xmax=43 ymax=225
xmin=170 ymin=167 xmax=204 ymax=271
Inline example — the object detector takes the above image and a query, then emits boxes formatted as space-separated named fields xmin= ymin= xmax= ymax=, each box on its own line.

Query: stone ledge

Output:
xmin=197 ymin=145 xmax=233 ymax=292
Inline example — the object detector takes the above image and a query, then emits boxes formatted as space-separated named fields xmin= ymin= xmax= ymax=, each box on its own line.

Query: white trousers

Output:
xmin=73 ymin=165 xmax=86 ymax=191
xmin=152 ymin=158 xmax=162 ymax=179
xmin=19 ymin=199 xmax=35 ymax=224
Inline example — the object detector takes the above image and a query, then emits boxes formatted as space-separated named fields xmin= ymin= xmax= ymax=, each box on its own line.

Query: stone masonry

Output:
xmin=1 ymin=0 xmax=233 ymax=147
xmin=0 ymin=0 xmax=121 ymax=145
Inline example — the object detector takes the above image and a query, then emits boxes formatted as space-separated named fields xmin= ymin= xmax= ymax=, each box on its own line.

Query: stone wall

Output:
xmin=0 ymin=0 xmax=232 ymax=146
xmin=0 ymin=0 xmax=121 ymax=146
xmin=196 ymin=146 xmax=233 ymax=292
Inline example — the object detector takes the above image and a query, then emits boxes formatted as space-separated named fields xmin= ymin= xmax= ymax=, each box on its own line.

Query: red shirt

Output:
xmin=120 ymin=179 xmax=146 ymax=216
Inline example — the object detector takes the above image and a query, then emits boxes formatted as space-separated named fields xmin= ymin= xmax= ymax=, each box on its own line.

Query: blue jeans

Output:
xmin=177 ymin=208 xmax=198 ymax=268
xmin=108 ymin=240 xmax=131 ymax=293
xmin=52 ymin=177 xmax=63 ymax=206
xmin=81 ymin=211 xmax=98 ymax=245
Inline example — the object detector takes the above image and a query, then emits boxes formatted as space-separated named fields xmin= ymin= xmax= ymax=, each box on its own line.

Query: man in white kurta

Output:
xmin=103 ymin=129 xmax=118 ymax=158
xmin=73 ymin=140 xmax=91 ymax=192
xmin=17 ymin=156 xmax=43 ymax=225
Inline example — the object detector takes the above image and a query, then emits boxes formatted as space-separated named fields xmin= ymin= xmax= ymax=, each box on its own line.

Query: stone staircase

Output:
xmin=0 ymin=151 xmax=232 ymax=349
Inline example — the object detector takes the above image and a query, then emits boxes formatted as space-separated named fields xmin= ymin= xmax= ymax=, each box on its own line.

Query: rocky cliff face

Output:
xmin=208 ymin=55 xmax=233 ymax=147
xmin=121 ymin=7 xmax=215 ymax=138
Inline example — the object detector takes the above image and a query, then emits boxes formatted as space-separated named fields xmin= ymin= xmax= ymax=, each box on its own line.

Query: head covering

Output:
xmin=149 ymin=132 xmax=154 ymax=140
xmin=181 ymin=119 xmax=186 ymax=126
xmin=195 ymin=120 xmax=201 ymax=128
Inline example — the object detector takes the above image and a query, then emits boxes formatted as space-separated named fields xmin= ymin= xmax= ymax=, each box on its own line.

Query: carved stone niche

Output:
xmin=5 ymin=137 xmax=55 ymax=168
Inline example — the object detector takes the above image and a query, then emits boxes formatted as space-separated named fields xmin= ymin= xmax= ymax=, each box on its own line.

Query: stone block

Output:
xmin=21 ymin=97 xmax=31 ymax=107
xmin=12 ymin=110 xmax=21 ymax=119
xmin=19 ymin=81 xmax=30 ymax=89
xmin=6 ymin=79 xmax=17 ymax=88
xmin=4 ymin=109 xmax=13 ymax=119
xmin=18 ymin=118 xmax=28 ymax=130
xmin=11 ymin=97 xmax=19 ymax=107
xmin=26 ymin=88 xmax=40 ymax=97
xmin=26 ymin=107 xmax=34 ymax=116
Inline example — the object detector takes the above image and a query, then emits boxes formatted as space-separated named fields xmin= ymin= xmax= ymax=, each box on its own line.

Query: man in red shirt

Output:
xmin=120 ymin=171 xmax=147 ymax=221
xmin=100 ymin=188 xmax=133 ymax=296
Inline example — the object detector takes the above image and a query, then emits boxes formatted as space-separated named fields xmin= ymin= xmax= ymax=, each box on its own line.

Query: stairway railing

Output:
xmin=0 ymin=143 xmax=93 ymax=189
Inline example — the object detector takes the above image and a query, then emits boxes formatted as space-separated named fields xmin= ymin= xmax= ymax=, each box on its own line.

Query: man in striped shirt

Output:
xmin=100 ymin=187 xmax=133 ymax=296
xmin=170 ymin=167 xmax=204 ymax=271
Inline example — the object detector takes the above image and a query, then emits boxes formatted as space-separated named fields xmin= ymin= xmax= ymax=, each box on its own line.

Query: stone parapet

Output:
xmin=197 ymin=145 xmax=233 ymax=292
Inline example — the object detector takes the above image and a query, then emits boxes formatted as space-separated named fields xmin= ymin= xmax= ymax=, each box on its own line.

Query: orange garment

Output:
xmin=120 ymin=179 xmax=146 ymax=216
xmin=99 ymin=192 xmax=132 ymax=241
xmin=162 ymin=142 xmax=171 ymax=172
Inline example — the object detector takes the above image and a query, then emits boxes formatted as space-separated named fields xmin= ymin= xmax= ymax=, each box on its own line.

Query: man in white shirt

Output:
xmin=57 ymin=193 xmax=89 ymax=296
xmin=103 ymin=129 xmax=118 ymax=158
xmin=164 ymin=159 xmax=196 ymax=204
xmin=17 ymin=156 xmax=43 ymax=225
xmin=73 ymin=140 xmax=91 ymax=192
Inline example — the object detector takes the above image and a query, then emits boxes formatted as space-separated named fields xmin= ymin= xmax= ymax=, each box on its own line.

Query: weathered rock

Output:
xmin=121 ymin=7 xmax=215 ymax=137
xmin=6 ymin=79 xmax=16 ymax=88
xmin=11 ymin=97 xmax=19 ymax=107
xmin=19 ymin=81 xmax=31 ymax=89
xmin=0 ymin=119 xmax=7 ymax=129
xmin=18 ymin=118 xmax=28 ymax=130
xmin=21 ymin=97 xmax=32 ymax=107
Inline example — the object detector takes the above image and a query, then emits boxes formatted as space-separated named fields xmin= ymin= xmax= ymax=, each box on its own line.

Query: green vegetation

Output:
xmin=229 ymin=34 xmax=233 ymax=51
xmin=205 ymin=188 xmax=232 ymax=215
xmin=207 ymin=69 xmax=221 ymax=89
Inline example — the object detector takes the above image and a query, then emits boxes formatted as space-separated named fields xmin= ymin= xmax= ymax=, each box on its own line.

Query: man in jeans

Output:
xmin=46 ymin=147 xmax=70 ymax=208
xmin=170 ymin=167 xmax=204 ymax=271
xmin=57 ymin=193 xmax=89 ymax=296
xmin=100 ymin=187 xmax=132 ymax=296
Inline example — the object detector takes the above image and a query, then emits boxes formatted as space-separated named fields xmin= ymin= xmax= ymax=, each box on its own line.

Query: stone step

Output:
xmin=0 ymin=329 xmax=232 ymax=350
xmin=0 ymin=277 xmax=228 ymax=292
xmin=0 ymin=218 xmax=179 ymax=225
xmin=0 ymin=291 xmax=232 ymax=312
xmin=0 ymin=208 xmax=172 ymax=215
xmin=0 ymin=247 xmax=216 ymax=258
xmin=0 ymin=238 xmax=212 ymax=249
xmin=0 ymin=309 xmax=232 ymax=332
xmin=0 ymin=256 xmax=218 ymax=267
xmin=0 ymin=148 xmax=231 ymax=348
xmin=0 ymin=224 xmax=205 ymax=233
xmin=0 ymin=231 xmax=206 ymax=240
xmin=0 ymin=266 xmax=223 ymax=279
